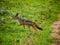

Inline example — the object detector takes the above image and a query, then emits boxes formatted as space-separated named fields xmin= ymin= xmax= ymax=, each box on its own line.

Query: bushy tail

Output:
xmin=35 ymin=25 xmax=43 ymax=30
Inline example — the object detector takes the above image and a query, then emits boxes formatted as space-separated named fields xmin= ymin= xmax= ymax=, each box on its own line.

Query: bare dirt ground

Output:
xmin=51 ymin=21 xmax=60 ymax=45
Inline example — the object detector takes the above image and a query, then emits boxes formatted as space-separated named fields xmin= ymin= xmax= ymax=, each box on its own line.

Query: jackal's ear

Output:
xmin=16 ymin=13 xmax=19 ymax=16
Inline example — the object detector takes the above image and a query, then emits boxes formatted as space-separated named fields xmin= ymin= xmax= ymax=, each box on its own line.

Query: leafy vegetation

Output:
xmin=0 ymin=0 xmax=60 ymax=45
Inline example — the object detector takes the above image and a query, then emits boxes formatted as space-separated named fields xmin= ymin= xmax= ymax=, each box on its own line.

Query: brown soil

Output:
xmin=51 ymin=21 xmax=60 ymax=45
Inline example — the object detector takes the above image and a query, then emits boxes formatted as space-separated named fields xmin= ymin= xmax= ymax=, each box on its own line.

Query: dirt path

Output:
xmin=51 ymin=21 xmax=60 ymax=45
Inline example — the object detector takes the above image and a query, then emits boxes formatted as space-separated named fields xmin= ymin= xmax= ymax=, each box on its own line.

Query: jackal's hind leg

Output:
xmin=31 ymin=25 xmax=39 ymax=35
xmin=32 ymin=25 xmax=38 ymax=31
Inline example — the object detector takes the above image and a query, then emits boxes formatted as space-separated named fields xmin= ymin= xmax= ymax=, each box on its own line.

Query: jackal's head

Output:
xmin=14 ymin=13 xmax=19 ymax=19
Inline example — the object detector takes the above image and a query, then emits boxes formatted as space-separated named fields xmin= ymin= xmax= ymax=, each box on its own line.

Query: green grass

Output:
xmin=0 ymin=0 xmax=59 ymax=45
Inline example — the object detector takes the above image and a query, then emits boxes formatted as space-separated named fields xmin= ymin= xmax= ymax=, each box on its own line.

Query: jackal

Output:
xmin=14 ymin=13 xmax=43 ymax=31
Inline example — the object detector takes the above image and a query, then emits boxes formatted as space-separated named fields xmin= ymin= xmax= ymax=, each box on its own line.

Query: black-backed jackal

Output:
xmin=14 ymin=13 xmax=43 ymax=31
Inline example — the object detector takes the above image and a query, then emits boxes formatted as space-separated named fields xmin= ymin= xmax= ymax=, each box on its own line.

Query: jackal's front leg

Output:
xmin=23 ymin=25 xmax=25 ymax=29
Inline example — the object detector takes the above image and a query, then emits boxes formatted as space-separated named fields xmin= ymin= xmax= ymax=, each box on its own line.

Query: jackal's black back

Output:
xmin=22 ymin=19 xmax=33 ymax=22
